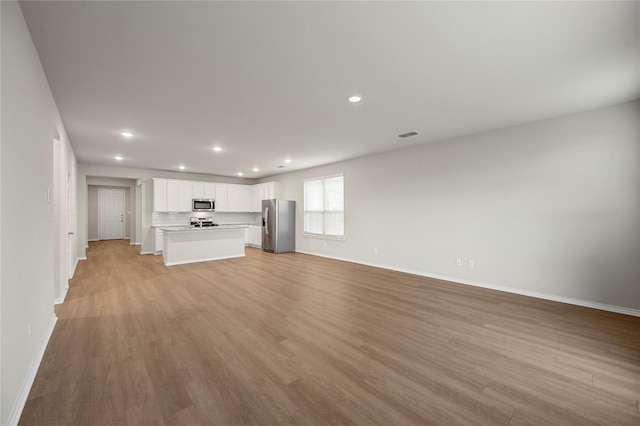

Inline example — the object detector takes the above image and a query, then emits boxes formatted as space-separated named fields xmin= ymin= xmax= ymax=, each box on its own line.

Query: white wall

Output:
xmin=266 ymin=101 xmax=640 ymax=312
xmin=1 ymin=2 xmax=78 ymax=424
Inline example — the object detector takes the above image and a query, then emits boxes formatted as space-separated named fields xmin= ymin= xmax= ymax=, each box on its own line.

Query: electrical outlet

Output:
xmin=469 ymin=260 xmax=475 ymax=268
xmin=456 ymin=258 xmax=462 ymax=267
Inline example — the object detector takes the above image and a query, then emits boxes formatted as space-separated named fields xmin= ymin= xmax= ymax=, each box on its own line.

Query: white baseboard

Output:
xmin=296 ymin=251 xmax=640 ymax=318
xmin=7 ymin=315 xmax=58 ymax=426
xmin=88 ymin=239 xmax=99 ymax=242
xmin=70 ymin=256 xmax=87 ymax=280
xmin=130 ymin=242 xmax=141 ymax=246
xmin=139 ymin=250 xmax=153 ymax=255
xmin=164 ymin=253 xmax=245 ymax=267
xmin=54 ymin=286 xmax=69 ymax=305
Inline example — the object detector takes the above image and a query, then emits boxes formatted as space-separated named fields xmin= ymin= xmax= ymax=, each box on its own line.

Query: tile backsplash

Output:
xmin=152 ymin=212 xmax=260 ymax=226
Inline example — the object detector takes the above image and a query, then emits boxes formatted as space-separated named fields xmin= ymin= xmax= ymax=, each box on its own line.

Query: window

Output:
xmin=304 ymin=174 xmax=344 ymax=238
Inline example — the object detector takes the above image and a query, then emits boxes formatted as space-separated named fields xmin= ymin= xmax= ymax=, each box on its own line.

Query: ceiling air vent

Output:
xmin=397 ymin=131 xmax=420 ymax=139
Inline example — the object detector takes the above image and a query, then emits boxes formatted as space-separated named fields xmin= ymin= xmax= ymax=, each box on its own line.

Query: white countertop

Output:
xmin=152 ymin=223 xmax=257 ymax=229
xmin=161 ymin=225 xmax=247 ymax=233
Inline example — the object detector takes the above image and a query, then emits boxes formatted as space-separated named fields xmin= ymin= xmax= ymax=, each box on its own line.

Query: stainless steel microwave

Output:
xmin=192 ymin=198 xmax=215 ymax=212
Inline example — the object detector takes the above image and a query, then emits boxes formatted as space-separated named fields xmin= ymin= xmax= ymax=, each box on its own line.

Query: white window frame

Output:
xmin=303 ymin=173 xmax=345 ymax=240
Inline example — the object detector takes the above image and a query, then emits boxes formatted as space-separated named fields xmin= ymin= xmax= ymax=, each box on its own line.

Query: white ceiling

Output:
xmin=20 ymin=1 xmax=640 ymax=179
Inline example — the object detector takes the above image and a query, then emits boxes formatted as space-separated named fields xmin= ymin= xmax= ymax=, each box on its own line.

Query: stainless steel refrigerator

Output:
xmin=262 ymin=199 xmax=295 ymax=253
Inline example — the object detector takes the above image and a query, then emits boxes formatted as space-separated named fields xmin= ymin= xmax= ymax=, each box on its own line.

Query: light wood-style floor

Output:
xmin=19 ymin=240 xmax=640 ymax=425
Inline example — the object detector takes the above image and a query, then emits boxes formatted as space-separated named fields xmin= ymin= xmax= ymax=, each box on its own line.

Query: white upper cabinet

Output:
xmin=227 ymin=184 xmax=252 ymax=212
xmin=166 ymin=181 xmax=179 ymax=211
xmin=166 ymin=180 xmax=192 ymax=212
xmin=190 ymin=182 xmax=215 ymax=200
xmin=265 ymin=181 xmax=282 ymax=200
xmin=153 ymin=179 xmax=168 ymax=212
xmin=250 ymin=185 xmax=259 ymax=212
xmin=204 ymin=183 xmax=216 ymax=199
xmin=178 ymin=181 xmax=192 ymax=211
xmin=251 ymin=182 xmax=282 ymax=211
xmin=191 ymin=182 xmax=204 ymax=199
xmin=215 ymin=184 xmax=229 ymax=212
xmin=250 ymin=185 xmax=263 ymax=212
xmin=152 ymin=179 xmax=282 ymax=213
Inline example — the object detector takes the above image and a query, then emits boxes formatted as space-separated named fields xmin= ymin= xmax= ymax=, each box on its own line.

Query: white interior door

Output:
xmin=66 ymin=170 xmax=73 ymax=279
xmin=99 ymin=188 xmax=125 ymax=240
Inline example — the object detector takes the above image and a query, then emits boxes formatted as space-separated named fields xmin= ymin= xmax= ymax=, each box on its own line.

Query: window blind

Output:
xmin=303 ymin=174 xmax=344 ymax=237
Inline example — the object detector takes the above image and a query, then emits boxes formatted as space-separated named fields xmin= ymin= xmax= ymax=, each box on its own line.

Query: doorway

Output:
xmin=98 ymin=188 xmax=125 ymax=240
xmin=66 ymin=170 xmax=73 ymax=278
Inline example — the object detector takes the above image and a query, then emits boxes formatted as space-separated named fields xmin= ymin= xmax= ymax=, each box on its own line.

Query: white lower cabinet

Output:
xmin=253 ymin=226 xmax=262 ymax=247
xmin=244 ymin=226 xmax=262 ymax=247
xmin=154 ymin=229 xmax=164 ymax=253
xmin=246 ymin=225 xmax=262 ymax=247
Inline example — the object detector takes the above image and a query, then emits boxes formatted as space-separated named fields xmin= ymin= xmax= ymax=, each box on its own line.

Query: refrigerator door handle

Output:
xmin=264 ymin=206 xmax=269 ymax=235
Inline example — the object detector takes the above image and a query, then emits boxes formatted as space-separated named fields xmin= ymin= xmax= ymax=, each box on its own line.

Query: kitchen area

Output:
xmin=148 ymin=178 xmax=295 ymax=265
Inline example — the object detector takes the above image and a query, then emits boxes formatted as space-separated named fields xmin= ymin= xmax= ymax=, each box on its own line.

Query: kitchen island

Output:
xmin=161 ymin=226 xmax=246 ymax=266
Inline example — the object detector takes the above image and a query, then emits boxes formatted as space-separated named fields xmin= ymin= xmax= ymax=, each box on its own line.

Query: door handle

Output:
xmin=68 ymin=232 xmax=74 ymax=235
xmin=264 ymin=207 xmax=269 ymax=235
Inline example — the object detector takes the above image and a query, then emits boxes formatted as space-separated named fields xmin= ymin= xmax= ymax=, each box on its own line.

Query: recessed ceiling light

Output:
xmin=237 ymin=172 xmax=243 ymax=176
xmin=179 ymin=165 xmax=185 ymax=170
xmin=114 ymin=156 xmax=123 ymax=161
xmin=121 ymin=132 xmax=133 ymax=138
xmin=213 ymin=146 xmax=222 ymax=152
xmin=284 ymin=158 xmax=292 ymax=164
xmin=253 ymin=167 xmax=259 ymax=172
xmin=348 ymin=95 xmax=362 ymax=103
